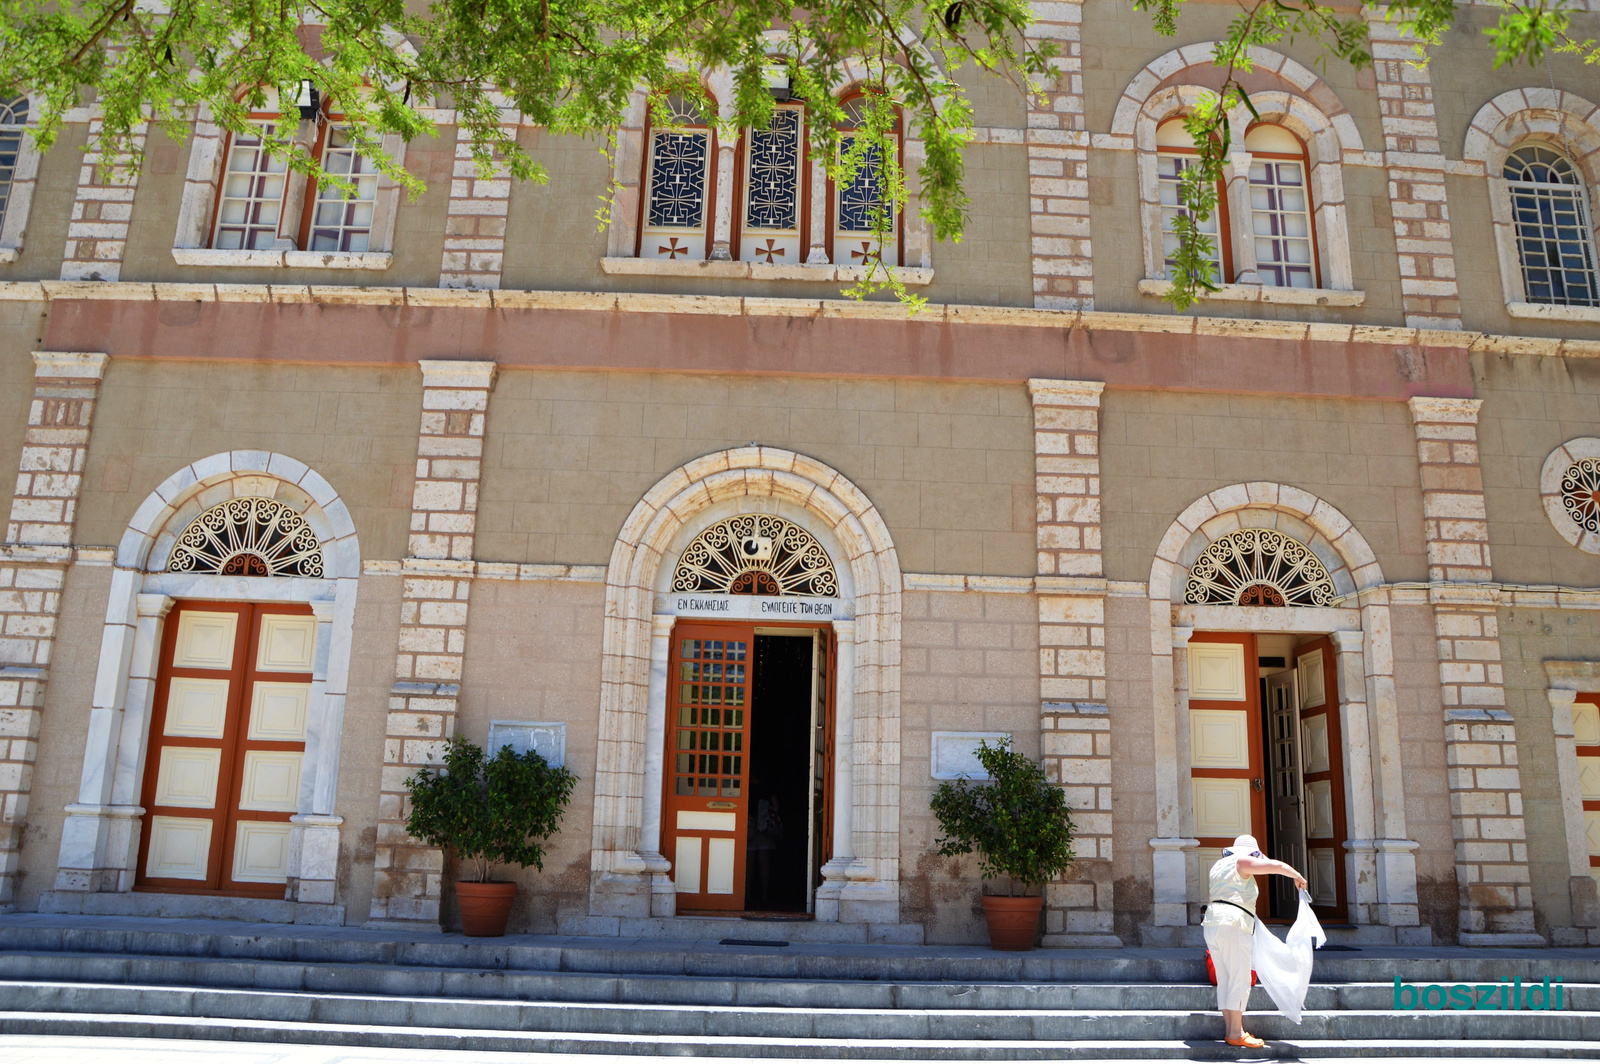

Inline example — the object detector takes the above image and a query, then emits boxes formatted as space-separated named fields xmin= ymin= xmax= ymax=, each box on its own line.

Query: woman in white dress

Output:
xmin=1202 ymin=833 xmax=1306 ymax=1048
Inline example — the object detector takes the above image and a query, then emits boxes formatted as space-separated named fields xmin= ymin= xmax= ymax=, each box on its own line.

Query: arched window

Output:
xmin=1244 ymin=124 xmax=1316 ymax=289
xmin=830 ymin=94 xmax=900 ymax=268
xmin=306 ymin=123 xmax=378 ymax=252
xmin=1155 ymin=121 xmax=1316 ymax=289
xmin=1504 ymin=145 xmax=1600 ymax=307
xmin=737 ymin=102 xmax=806 ymax=265
xmin=212 ymin=93 xmax=378 ymax=253
xmin=0 ymin=96 xmax=29 ymax=233
xmin=1156 ymin=119 xmax=1227 ymax=283
xmin=639 ymin=94 xmax=716 ymax=261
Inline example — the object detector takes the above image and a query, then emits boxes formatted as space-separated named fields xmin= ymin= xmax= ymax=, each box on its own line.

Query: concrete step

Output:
xmin=0 ymin=981 xmax=1594 ymax=1046
xmin=2 ymin=913 xmax=1595 ymax=987
xmin=0 ymin=1007 xmax=1593 ymax=1060
xmin=0 ymin=950 xmax=1593 ymax=1014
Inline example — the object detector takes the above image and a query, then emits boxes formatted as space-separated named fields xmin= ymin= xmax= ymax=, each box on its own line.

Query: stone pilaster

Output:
xmin=439 ymin=119 xmax=516 ymax=289
xmin=1367 ymin=14 xmax=1460 ymax=329
xmin=1025 ymin=2 xmax=1094 ymax=310
xmin=1408 ymin=396 xmax=1540 ymax=945
xmin=61 ymin=118 xmax=145 ymax=282
xmin=1028 ymin=378 xmax=1117 ymax=945
xmin=368 ymin=359 xmax=496 ymax=928
xmin=0 ymin=351 xmax=108 ymax=908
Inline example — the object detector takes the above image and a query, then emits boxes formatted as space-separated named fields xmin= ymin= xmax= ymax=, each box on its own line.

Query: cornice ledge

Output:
xmin=12 ymin=279 xmax=1600 ymax=360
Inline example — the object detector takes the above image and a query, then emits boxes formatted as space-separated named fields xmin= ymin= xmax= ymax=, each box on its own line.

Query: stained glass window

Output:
xmin=833 ymin=95 xmax=898 ymax=266
xmin=213 ymin=123 xmax=289 ymax=250
xmin=308 ymin=126 xmax=377 ymax=253
xmin=1504 ymin=145 xmax=1599 ymax=307
xmin=672 ymin=515 xmax=838 ymax=597
xmin=166 ymin=497 xmax=324 ymax=578
xmin=0 ymin=97 xmax=28 ymax=235
xmin=1184 ymin=528 xmax=1335 ymax=607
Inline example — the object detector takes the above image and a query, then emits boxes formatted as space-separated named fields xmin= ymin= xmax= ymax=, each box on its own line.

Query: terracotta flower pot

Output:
xmin=981 ymin=894 xmax=1043 ymax=951
xmin=456 ymin=881 xmax=518 ymax=937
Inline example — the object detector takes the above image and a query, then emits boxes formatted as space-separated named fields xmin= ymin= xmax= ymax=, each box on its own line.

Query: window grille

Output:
xmin=672 ymin=515 xmax=838 ymax=597
xmin=1184 ymin=528 xmax=1336 ymax=607
xmin=1250 ymin=157 xmax=1315 ymax=288
xmin=640 ymin=94 xmax=713 ymax=260
xmin=166 ymin=497 xmax=323 ymax=578
xmin=0 ymin=97 xmax=27 ymax=234
xmin=1504 ymin=145 xmax=1600 ymax=307
xmin=308 ymin=126 xmax=377 ymax=252
xmin=740 ymin=105 xmax=803 ymax=264
xmin=833 ymin=96 xmax=898 ymax=266
xmin=1158 ymin=151 xmax=1223 ymax=284
xmin=213 ymin=123 xmax=288 ymax=250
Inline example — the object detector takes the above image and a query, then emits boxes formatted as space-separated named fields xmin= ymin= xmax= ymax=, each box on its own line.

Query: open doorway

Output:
xmin=1189 ymin=631 xmax=1347 ymax=925
xmin=664 ymin=622 xmax=832 ymax=916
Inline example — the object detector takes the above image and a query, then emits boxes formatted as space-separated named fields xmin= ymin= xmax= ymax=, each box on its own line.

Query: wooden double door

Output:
xmin=136 ymin=601 xmax=317 ymax=896
xmin=664 ymin=621 xmax=834 ymax=912
xmin=1189 ymin=632 xmax=1348 ymax=920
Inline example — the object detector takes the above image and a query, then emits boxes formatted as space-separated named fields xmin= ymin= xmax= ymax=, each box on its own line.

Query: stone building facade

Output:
xmin=1 ymin=2 xmax=1599 ymax=948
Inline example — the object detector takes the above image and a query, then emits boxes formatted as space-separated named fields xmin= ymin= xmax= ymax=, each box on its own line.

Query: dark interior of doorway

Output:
xmin=746 ymin=635 xmax=813 ymax=913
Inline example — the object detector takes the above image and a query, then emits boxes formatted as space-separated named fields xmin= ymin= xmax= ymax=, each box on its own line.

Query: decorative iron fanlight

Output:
xmin=671 ymin=514 xmax=838 ymax=597
xmin=166 ymin=497 xmax=324 ymax=578
xmin=1184 ymin=527 xmax=1335 ymax=608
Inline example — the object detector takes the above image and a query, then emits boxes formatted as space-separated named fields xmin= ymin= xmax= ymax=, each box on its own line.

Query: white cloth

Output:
xmin=1203 ymin=921 xmax=1254 ymax=1011
xmin=1249 ymin=889 xmax=1327 ymax=1023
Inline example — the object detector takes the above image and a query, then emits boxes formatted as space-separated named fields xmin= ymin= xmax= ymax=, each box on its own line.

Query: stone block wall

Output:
xmin=898 ymin=587 xmax=1040 ymax=944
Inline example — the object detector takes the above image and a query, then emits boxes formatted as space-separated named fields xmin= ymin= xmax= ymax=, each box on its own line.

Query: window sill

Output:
xmin=1137 ymin=279 xmax=1365 ymax=308
xmin=1506 ymin=301 xmax=1600 ymax=324
xmin=600 ymin=257 xmax=934 ymax=286
xmin=171 ymin=248 xmax=394 ymax=271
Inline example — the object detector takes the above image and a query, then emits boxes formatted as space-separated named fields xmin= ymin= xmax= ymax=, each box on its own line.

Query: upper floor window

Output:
xmin=212 ymin=103 xmax=377 ymax=253
xmin=639 ymin=94 xmax=715 ymax=261
xmin=1157 ymin=120 xmax=1225 ymax=284
xmin=1504 ymin=145 xmax=1599 ymax=307
xmin=0 ymin=96 xmax=29 ymax=234
xmin=831 ymin=95 xmax=900 ymax=268
xmin=738 ymin=103 xmax=805 ymax=265
xmin=1155 ymin=121 xmax=1316 ymax=289
xmin=1245 ymin=125 xmax=1316 ymax=289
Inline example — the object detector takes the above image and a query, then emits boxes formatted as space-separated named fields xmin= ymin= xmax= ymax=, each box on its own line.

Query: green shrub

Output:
xmin=929 ymin=739 xmax=1076 ymax=896
xmin=405 ymin=735 xmax=578 ymax=883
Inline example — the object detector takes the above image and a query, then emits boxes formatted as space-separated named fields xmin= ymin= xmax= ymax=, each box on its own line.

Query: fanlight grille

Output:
xmin=166 ymin=497 xmax=324 ymax=578
xmin=1562 ymin=458 xmax=1600 ymax=533
xmin=1184 ymin=528 xmax=1335 ymax=607
xmin=672 ymin=515 xmax=838 ymax=597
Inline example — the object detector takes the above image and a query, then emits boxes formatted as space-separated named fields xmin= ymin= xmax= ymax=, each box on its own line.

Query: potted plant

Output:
xmin=405 ymin=734 xmax=578 ymax=937
xmin=930 ymin=738 xmax=1076 ymax=951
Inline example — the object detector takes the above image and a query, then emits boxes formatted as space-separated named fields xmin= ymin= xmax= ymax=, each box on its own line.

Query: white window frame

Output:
xmin=1463 ymin=90 xmax=1600 ymax=324
xmin=0 ymin=94 xmax=43 ymax=264
xmin=173 ymin=99 xmax=402 ymax=270
xmin=1131 ymin=86 xmax=1362 ymax=307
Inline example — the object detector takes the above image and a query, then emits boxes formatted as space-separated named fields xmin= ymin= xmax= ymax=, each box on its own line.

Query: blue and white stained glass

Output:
xmin=744 ymin=109 xmax=800 ymax=231
xmin=647 ymin=131 xmax=709 ymax=229
xmin=1504 ymin=146 xmax=1600 ymax=307
xmin=837 ymin=136 xmax=887 ymax=234
xmin=0 ymin=96 xmax=26 ymax=233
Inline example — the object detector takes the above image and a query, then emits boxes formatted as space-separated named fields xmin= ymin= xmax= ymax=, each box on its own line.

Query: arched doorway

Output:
xmin=588 ymin=447 xmax=903 ymax=925
xmin=1145 ymin=484 xmax=1421 ymax=939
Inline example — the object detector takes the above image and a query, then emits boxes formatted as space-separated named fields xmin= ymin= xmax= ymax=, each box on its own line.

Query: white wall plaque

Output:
xmin=930 ymin=731 xmax=1011 ymax=781
xmin=656 ymin=592 xmax=851 ymax=621
xmin=487 ymin=720 xmax=567 ymax=768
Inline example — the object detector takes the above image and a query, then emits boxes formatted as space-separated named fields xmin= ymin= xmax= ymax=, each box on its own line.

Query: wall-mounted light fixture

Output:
xmin=296 ymin=80 xmax=320 ymax=121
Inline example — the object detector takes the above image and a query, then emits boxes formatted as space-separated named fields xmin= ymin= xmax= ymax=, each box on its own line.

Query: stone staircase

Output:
xmin=0 ymin=914 xmax=1594 ymax=1059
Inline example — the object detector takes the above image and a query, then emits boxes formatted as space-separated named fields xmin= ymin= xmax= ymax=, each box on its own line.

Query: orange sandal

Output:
xmin=1225 ymin=1034 xmax=1267 ymax=1049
